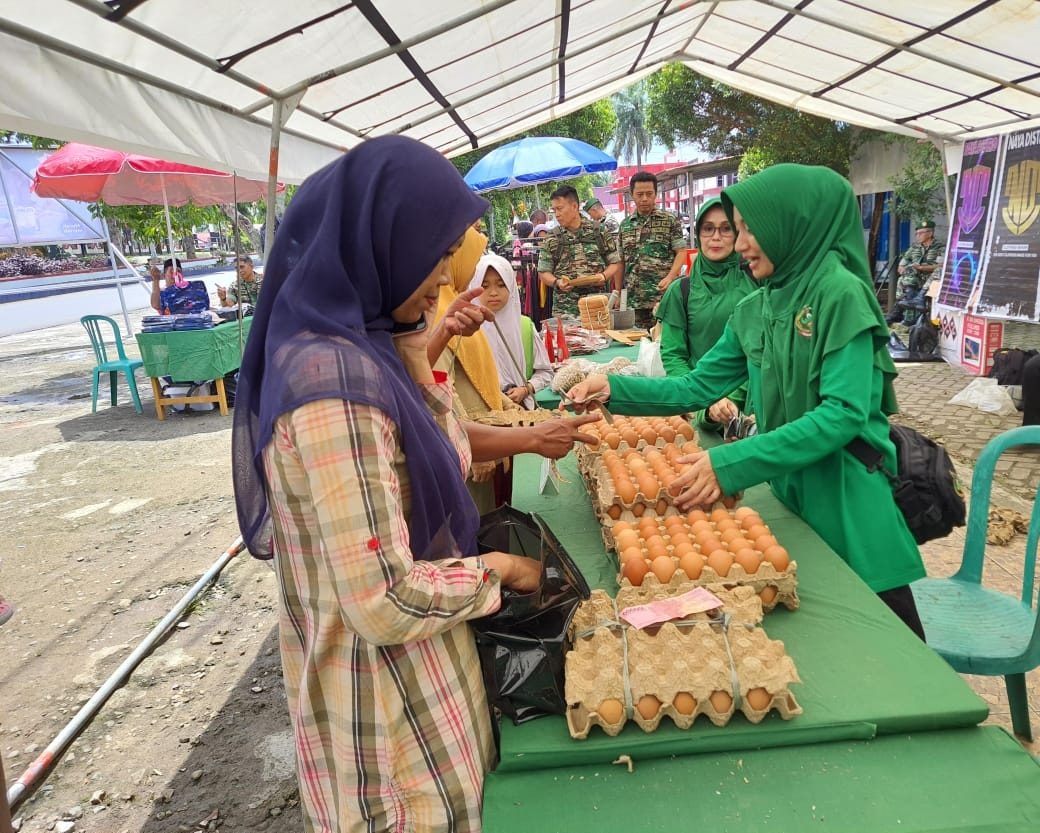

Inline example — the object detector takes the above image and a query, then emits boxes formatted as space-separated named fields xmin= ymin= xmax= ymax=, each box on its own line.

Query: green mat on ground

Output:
xmin=483 ymin=726 xmax=1040 ymax=833
xmin=501 ymin=452 xmax=986 ymax=772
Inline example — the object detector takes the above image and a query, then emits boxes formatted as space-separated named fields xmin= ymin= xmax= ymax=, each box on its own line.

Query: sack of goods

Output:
xmin=578 ymin=294 xmax=610 ymax=331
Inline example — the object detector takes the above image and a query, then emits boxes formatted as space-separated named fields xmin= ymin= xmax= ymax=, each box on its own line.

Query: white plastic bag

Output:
xmin=948 ymin=377 xmax=1018 ymax=416
xmin=636 ymin=338 xmax=665 ymax=378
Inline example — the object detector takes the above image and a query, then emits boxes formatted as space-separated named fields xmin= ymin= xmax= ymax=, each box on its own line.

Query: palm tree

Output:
xmin=611 ymin=83 xmax=653 ymax=168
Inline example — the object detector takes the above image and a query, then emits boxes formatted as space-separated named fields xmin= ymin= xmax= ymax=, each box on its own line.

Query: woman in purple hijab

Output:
xmin=231 ymin=136 xmax=545 ymax=832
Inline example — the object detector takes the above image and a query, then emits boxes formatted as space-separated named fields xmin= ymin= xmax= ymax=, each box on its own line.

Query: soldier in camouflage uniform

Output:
xmin=583 ymin=197 xmax=620 ymax=235
xmin=538 ymin=185 xmax=621 ymax=320
xmin=886 ymin=219 xmax=945 ymax=324
xmin=617 ymin=171 xmax=687 ymax=328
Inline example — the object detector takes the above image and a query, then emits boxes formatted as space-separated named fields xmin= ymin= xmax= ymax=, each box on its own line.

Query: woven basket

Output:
xmin=473 ymin=408 xmax=563 ymax=427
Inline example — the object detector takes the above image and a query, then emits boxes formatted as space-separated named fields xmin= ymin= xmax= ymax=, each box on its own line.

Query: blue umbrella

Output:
xmin=463 ymin=136 xmax=617 ymax=192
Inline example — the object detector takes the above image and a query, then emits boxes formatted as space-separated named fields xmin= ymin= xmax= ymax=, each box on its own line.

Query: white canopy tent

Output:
xmin=2 ymin=0 xmax=1039 ymax=249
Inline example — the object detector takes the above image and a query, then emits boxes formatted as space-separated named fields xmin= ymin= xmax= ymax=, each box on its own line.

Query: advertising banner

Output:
xmin=937 ymin=135 xmax=1002 ymax=312
xmin=974 ymin=128 xmax=1040 ymax=321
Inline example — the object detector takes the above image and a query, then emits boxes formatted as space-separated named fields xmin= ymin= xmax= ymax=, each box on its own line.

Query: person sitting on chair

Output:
xmin=217 ymin=255 xmax=263 ymax=307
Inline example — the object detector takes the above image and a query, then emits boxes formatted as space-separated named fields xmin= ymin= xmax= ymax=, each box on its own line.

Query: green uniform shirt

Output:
xmin=898 ymin=239 xmax=944 ymax=290
xmin=229 ymin=276 xmax=262 ymax=306
xmin=618 ymin=209 xmax=685 ymax=313
xmin=537 ymin=218 xmax=619 ymax=318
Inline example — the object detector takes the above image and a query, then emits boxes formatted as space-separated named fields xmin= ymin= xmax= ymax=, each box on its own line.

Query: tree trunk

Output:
xmin=867 ymin=192 xmax=884 ymax=278
xmin=219 ymin=206 xmax=262 ymax=254
xmin=184 ymin=234 xmax=197 ymax=259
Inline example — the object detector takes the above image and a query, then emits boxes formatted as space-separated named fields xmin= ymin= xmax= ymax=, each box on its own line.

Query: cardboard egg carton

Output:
xmin=619 ymin=562 xmax=800 ymax=613
xmin=565 ymin=589 xmax=802 ymax=738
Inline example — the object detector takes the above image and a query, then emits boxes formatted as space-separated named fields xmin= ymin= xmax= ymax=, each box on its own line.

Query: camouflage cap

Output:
xmin=582 ymin=197 xmax=603 ymax=213
xmin=915 ymin=219 xmax=936 ymax=230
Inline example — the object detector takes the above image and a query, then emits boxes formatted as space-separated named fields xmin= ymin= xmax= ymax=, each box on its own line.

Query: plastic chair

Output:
xmin=81 ymin=315 xmax=144 ymax=414
xmin=911 ymin=425 xmax=1040 ymax=740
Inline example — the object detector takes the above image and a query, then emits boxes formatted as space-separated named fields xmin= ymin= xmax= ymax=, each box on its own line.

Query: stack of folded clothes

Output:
xmin=140 ymin=315 xmax=177 ymax=333
xmin=172 ymin=313 xmax=215 ymax=331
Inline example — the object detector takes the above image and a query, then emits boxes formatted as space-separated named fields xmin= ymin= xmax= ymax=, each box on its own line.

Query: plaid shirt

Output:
xmin=263 ymin=376 xmax=500 ymax=833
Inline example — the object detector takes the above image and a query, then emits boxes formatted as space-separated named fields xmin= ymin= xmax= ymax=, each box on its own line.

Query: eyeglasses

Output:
xmin=699 ymin=224 xmax=735 ymax=238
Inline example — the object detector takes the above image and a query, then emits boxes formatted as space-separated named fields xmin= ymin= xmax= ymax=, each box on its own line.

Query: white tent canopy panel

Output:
xmin=0 ymin=0 xmax=1038 ymax=184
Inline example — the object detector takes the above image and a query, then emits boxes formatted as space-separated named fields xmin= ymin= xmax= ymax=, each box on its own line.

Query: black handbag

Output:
xmin=471 ymin=505 xmax=590 ymax=724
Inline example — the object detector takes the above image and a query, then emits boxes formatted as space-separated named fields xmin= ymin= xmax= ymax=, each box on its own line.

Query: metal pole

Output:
xmin=940 ymin=139 xmax=953 ymax=219
xmin=160 ymin=174 xmax=178 ymax=268
xmin=6 ymin=537 xmax=246 ymax=813
xmin=101 ymin=216 xmax=133 ymax=336
xmin=263 ymin=99 xmax=283 ymax=262
xmin=233 ymin=177 xmax=244 ymax=358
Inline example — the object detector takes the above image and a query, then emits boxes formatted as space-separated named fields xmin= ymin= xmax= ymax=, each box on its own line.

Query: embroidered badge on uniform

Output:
xmin=795 ymin=305 xmax=814 ymax=337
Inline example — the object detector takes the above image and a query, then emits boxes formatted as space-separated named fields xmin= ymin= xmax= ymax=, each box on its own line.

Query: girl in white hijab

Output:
xmin=469 ymin=253 xmax=553 ymax=409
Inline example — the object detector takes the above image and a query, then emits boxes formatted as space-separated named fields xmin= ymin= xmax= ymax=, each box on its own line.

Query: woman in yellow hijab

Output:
xmin=433 ymin=227 xmax=515 ymax=511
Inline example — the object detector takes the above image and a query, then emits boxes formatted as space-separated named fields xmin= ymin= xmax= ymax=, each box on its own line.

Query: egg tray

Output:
xmin=617 ymin=561 xmax=800 ymax=613
xmin=575 ymin=433 xmax=699 ymax=484
xmin=565 ymin=590 xmax=802 ymax=738
xmin=590 ymin=453 xmax=706 ymax=521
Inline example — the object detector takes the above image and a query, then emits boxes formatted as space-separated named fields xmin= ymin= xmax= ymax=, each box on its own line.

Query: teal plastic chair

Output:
xmin=912 ymin=425 xmax=1040 ymax=740
xmin=81 ymin=315 xmax=144 ymax=414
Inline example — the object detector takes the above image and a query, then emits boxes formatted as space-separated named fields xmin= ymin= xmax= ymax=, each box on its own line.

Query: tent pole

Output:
xmin=263 ymin=99 xmax=284 ymax=262
xmin=101 ymin=217 xmax=133 ymax=336
xmin=233 ymin=177 xmax=244 ymax=358
xmin=159 ymin=174 xmax=177 ymax=270
xmin=940 ymin=139 xmax=953 ymax=220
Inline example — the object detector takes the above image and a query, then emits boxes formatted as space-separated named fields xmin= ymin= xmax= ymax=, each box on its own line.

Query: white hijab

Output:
xmin=469 ymin=254 xmax=528 ymax=395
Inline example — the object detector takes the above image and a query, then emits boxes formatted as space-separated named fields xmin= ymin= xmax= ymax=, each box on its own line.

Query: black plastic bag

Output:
xmin=471 ymin=505 xmax=590 ymax=724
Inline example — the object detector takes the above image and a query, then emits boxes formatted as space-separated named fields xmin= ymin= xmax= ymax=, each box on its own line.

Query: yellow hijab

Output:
xmin=436 ymin=228 xmax=503 ymax=410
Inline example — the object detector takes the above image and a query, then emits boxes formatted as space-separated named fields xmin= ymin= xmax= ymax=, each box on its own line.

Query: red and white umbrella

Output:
xmin=33 ymin=142 xmax=282 ymax=263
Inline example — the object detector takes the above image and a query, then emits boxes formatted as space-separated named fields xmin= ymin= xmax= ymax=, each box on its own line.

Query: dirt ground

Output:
xmin=1 ymin=313 xmax=1037 ymax=833
xmin=0 ymin=313 xmax=304 ymax=832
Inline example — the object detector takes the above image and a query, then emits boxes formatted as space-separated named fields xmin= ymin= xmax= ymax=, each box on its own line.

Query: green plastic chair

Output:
xmin=912 ymin=424 xmax=1040 ymax=740
xmin=81 ymin=315 xmax=144 ymax=414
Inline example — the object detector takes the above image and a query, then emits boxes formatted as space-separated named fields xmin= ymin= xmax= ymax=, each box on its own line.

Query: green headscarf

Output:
xmin=655 ymin=198 xmax=754 ymax=361
xmin=720 ymin=164 xmax=898 ymax=431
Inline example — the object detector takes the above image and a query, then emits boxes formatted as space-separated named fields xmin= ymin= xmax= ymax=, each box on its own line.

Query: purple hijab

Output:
xmin=232 ymin=135 xmax=489 ymax=560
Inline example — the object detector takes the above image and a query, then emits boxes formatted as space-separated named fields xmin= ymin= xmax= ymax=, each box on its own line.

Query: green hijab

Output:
xmin=720 ymin=164 xmax=898 ymax=432
xmin=656 ymin=198 xmax=754 ymax=360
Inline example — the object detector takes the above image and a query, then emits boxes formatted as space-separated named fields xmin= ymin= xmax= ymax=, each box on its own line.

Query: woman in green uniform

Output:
xmin=656 ymin=198 xmax=757 ymax=430
xmin=567 ymin=164 xmax=926 ymax=638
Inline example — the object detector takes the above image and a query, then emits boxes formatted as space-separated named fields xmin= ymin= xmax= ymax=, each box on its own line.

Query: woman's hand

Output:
xmin=525 ymin=414 xmax=600 ymax=458
xmin=483 ymin=552 xmax=541 ymax=592
xmin=668 ymin=450 xmax=722 ymax=510
xmin=707 ymin=397 xmax=739 ymax=425
xmin=443 ymin=287 xmax=493 ymax=337
xmin=562 ymin=374 xmax=611 ymax=410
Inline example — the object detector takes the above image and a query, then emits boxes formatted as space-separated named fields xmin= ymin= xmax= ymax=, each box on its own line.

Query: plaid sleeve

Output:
xmin=276 ymin=398 xmax=501 ymax=646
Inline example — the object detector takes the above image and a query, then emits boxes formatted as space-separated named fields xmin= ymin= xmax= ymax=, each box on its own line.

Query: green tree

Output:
xmin=885 ymin=137 xmax=947 ymax=222
xmin=645 ymin=63 xmax=862 ymax=175
xmin=611 ymin=82 xmax=652 ymax=167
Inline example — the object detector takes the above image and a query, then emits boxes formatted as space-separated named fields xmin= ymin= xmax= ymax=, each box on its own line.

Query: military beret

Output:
xmin=582 ymin=197 xmax=602 ymax=213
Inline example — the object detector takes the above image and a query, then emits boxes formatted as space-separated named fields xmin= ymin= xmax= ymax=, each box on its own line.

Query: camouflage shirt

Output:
xmin=228 ymin=276 xmax=263 ymax=306
xmin=598 ymin=214 xmax=620 ymax=235
xmin=897 ymin=239 xmax=944 ymax=290
xmin=618 ymin=209 xmax=685 ymax=313
xmin=538 ymin=218 xmax=620 ymax=318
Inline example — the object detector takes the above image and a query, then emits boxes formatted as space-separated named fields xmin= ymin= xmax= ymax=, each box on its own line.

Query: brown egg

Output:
xmin=663 ymin=514 xmax=684 ymax=529
xmin=636 ymin=474 xmax=659 ymax=498
xmin=733 ymin=548 xmax=761 ymax=574
xmin=673 ymin=541 xmax=696 ymax=561
xmin=631 ymin=501 xmax=646 ymax=517
xmin=620 ymin=545 xmax=645 ymax=565
xmin=604 ymin=431 xmax=622 ymax=450
xmin=638 ymin=516 xmax=660 ymax=536
xmin=640 ymin=428 xmax=658 ymax=446
xmin=759 ymin=585 xmax=778 ymax=606
xmin=669 ymin=531 xmax=691 ymax=547
xmin=636 ymin=694 xmax=661 ymax=720
xmin=597 ymin=698 xmax=624 ymax=724
xmin=676 ymin=422 xmax=695 ymax=440
xmin=721 ymin=495 xmax=738 ymax=509
xmin=745 ymin=687 xmax=771 ymax=711
xmin=622 ymin=557 xmax=649 ymax=586
xmin=754 ymin=533 xmax=779 ymax=552
xmin=706 ymin=549 xmax=733 ymax=577
xmin=659 ymin=425 xmax=676 ymax=444
xmin=656 ymin=498 xmax=670 ymax=515
xmin=646 ymin=538 xmax=669 ymax=561
xmin=710 ymin=507 xmax=731 ymax=524
xmin=606 ymin=504 xmax=622 ymax=520
xmin=615 ymin=529 xmax=640 ymax=551
xmin=690 ymin=519 xmax=714 ymax=536
xmin=698 ymin=536 xmax=723 ymax=556
xmin=686 ymin=509 xmax=709 ymax=525
xmin=678 ymin=550 xmax=704 ymax=580
xmin=650 ymin=555 xmax=676 ymax=584
xmin=719 ymin=527 xmax=745 ymax=546
xmin=673 ymin=692 xmax=697 ymax=715
xmin=616 ymin=481 xmax=636 ymax=504
xmin=734 ymin=505 xmax=757 ymax=522
xmin=762 ymin=544 xmax=790 ymax=571
xmin=715 ymin=519 xmax=740 ymax=535
xmin=709 ymin=691 xmax=733 ymax=713
xmin=612 ymin=520 xmax=633 ymax=535
xmin=621 ymin=429 xmax=640 ymax=447
xmin=745 ymin=524 xmax=769 ymax=541
xmin=740 ymin=512 xmax=763 ymax=530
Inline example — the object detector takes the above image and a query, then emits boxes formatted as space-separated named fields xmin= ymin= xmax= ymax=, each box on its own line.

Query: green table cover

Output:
xmin=501 ymin=451 xmax=986 ymax=772
xmin=135 ymin=319 xmax=252 ymax=381
xmin=483 ymin=726 xmax=1040 ymax=833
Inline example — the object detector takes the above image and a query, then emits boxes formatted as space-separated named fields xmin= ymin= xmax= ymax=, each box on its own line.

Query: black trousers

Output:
xmin=877 ymin=585 xmax=926 ymax=642
xmin=1021 ymin=353 xmax=1040 ymax=426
